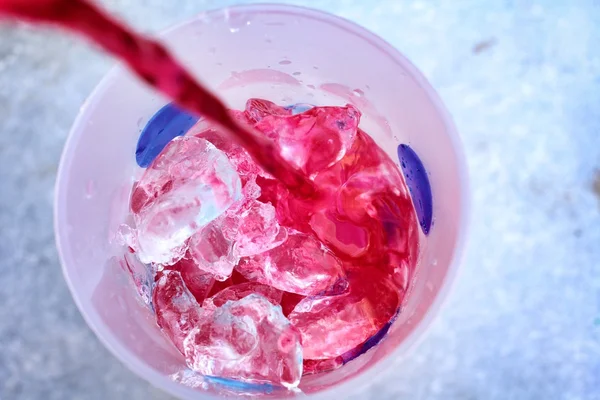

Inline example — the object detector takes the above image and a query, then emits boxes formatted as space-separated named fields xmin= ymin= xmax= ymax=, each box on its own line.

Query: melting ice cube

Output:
xmin=247 ymin=99 xmax=361 ymax=176
xmin=237 ymin=230 xmax=347 ymax=296
xmin=288 ymin=269 xmax=399 ymax=359
xmin=152 ymin=270 xmax=205 ymax=354
xmin=168 ymin=254 xmax=215 ymax=304
xmin=221 ymin=199 xmax=287 ymax=258
xmin=203 ymin=282 xmax=283 ymax=310
xmin=131 ymin=136 xmax=241 ymax=265
xmin=184 ymin=294 xmax=303 ymax=388
xmin=188 ymin=220 xmax=238 ymax=281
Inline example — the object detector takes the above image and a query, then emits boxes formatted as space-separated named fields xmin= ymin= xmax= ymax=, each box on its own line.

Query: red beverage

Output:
xmin=124 ymin=99 xmax=418 ymax=387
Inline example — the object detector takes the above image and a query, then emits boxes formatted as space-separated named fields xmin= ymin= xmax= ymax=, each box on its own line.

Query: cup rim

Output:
xmin=55 ymin=3 xmax=470 ymax=399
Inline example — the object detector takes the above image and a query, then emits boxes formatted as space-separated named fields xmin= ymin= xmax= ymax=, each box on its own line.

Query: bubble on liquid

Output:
xmin=223 ymin=8 xmax=252 ymax=33
xmin=85 ymin=180 xmax=96 ymax=199
xmin=352 ymin=89 xmax=364 ymax=97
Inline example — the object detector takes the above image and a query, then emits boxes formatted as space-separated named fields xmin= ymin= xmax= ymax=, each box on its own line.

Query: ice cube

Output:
xmin=206 ymin=270 xmax=249 ymax=298
xmin=188 ymin=220 xmax=238 ymax=281
xmin=309 ymin=209 xmax=370 ymax=259
xmin=193 ymin=128 xmax=265 ymax=187
xmin=132 ymin=136 xmax=241 ymax=265
xmin=249 ymin=101 xmax=361 ymax=176
xmin=116 ymin=223 xmax=137 ymax=249
xmin=242 ymin=175 xmax=262 ymax=200
xmin=312 ymin=128 xmax=382 ymax=196
xmin=303 ymin=357 xmax=344 ymax=375
xmin=221 ymin=199 xmax=286 ymax=258
xmin=237 ymin=231 xmax=347 ymax=296
xmin=152 ymin=270 xmax=205 ymax=354
xmin=310 ymin=129 xmax=419 ymax=269
xmin=121 ymin=250 xmax=155 ymax=309
xmin=288 ymin=269 xmax=400 ymax=359
xmin=204 ymin=282 xmax=283 ymax=310
xmin=184 ymin=294 xmax=303 ymax=388
xmin=169 ymin=254 xmax=215 ymax=304
xmin=255 ymin=175 xmax=316 ymax=234
xmin=336 ymin=164 xmax=408 ymax=224
xmin=244 ymin=98 xmax=292 ymax=123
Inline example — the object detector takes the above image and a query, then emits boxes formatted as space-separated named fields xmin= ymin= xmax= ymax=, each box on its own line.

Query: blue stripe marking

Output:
xmin=135 ymin=103 xmax=199 ymax=167
xmin=397 ymin=144 xmax=433 ymax=235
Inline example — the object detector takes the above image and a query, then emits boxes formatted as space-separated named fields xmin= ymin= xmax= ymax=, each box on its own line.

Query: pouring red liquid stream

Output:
xmin=0 ymin=0 xmax=418 ymax=287
xmin=0 ymin=0 xmax=316 ymax=196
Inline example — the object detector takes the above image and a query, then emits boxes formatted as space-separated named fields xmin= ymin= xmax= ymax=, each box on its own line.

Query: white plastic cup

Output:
xmin=55 ymin=4 xmax=468 ymax=399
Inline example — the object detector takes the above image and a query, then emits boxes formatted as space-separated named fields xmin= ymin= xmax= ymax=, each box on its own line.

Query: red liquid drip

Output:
xmin=0 ymin=0 xmax=316 ymax=196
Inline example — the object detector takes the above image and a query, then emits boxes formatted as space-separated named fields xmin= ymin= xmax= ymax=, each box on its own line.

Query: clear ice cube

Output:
xmin=152 ymin=270 xmax=205 ymax=354
xmin=237 ymin=231 xmax=347 ymax=296
xmin=121 ymin=249 xmax=155 ymax=309
xmin=192 ymin=128 xmax=265 ymax=186
xmin=288 ymin=269 xmax=399 ymax=359
xmin=222 ymin=199 xmax=286 ymax=258
xmin=131 ymin=136 xmax=241 ymax=265
xmin=203 ymin=282 xmax=283 ymax=310
xmin=169 ymin=254 xmax=215 ymax=304
xmin=247 ymin=99 xmax=361 ymax=176
xmin=183 ymin=294 xmax=303 ymax=388
xmin=188 ymin=220 xmax=238 ymax=281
